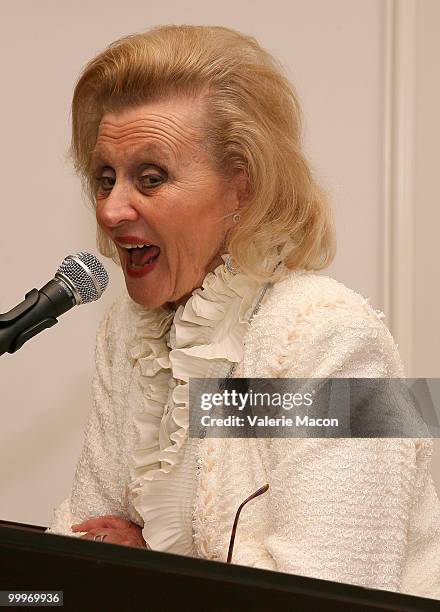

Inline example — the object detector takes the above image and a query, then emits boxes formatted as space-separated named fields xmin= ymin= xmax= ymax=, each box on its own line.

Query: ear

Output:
xmin=231 ymin=169 xmax=250 ymax=208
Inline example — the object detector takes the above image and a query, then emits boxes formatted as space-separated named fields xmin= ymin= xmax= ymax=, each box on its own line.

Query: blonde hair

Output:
xmin=69 ymin=24 xmax=336 ymax=283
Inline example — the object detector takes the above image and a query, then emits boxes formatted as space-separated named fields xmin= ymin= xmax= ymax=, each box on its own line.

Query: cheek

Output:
xmin=184 ymin=198 xmax=228 ymax=237
xmin=162 ymin=209 xmax=225 ymax=256
xmin=145 ymin=191 xmax=229 ymax=259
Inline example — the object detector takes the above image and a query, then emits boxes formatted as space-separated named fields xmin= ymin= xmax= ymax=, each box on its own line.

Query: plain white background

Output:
xmin=0 ymin=0 xmax=438 ymax=526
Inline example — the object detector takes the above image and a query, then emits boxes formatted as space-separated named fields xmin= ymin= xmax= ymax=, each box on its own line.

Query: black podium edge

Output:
xmin=1 ymin=525 xmax=439 ymax=611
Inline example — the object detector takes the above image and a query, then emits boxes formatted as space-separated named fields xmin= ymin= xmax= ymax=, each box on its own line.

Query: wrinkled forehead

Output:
xmin=91 ymin=102 xmax=208 ymax=167
xmin=91 ymin=132 xmax=175 ymax=167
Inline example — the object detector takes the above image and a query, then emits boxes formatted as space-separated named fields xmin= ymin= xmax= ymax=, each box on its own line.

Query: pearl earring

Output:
xmin=232 ymin=212 xmax=241 ymax=224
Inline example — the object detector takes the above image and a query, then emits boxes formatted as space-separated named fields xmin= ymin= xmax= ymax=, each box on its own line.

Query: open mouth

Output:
xmin=126 ymin=244 xmax=161 ymax=268
xmin=119 ymin=240 xmax=160 ymax=270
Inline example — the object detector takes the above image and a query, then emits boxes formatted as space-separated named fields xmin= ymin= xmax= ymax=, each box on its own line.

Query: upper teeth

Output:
xmin=121 ymin=243 xmax=152 ymax=249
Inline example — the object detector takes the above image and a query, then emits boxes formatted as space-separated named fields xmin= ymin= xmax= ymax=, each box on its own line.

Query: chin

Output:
xmin=124 ymin=283 xmax=168 ymax=310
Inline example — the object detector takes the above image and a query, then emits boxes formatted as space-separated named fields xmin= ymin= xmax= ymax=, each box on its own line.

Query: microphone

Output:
xmin=0 ymin=252 xmax=109 ymax=357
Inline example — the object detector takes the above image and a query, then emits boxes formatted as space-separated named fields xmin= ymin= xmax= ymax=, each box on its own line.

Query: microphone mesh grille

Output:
xmin=56 ymin=252 xmax=109 ymax=304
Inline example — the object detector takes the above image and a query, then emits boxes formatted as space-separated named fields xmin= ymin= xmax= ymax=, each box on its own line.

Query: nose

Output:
xmin=96 ymin=181 xmax=140 ymax=229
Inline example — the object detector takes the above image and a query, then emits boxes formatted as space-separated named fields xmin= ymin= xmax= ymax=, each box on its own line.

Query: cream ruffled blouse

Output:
xmin=124 ymin=254 xmax=264 ymax=554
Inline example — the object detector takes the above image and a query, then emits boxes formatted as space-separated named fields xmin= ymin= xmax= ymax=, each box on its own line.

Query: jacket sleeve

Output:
xmin=46 ymin=297 xmax=139 ymax=537
xmin=264 ymin=308 xmax=433 ymax=593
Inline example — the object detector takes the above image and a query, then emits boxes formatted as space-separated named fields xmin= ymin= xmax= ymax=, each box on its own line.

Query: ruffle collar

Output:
xmin=125 ymin=255 xmax=263 ymax=549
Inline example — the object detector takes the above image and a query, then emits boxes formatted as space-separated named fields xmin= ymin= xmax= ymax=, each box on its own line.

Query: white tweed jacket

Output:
xmin=47 ymin=269 xmax=440 ymax=600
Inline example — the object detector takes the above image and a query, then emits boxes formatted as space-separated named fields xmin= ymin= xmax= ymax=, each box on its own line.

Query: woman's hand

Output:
xmin=71 ymin=515 xmax=149 ymax=549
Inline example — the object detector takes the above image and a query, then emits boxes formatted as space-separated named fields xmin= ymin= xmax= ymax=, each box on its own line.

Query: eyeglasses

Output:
xmin=227 ymin=483 xmax=269 ymax=563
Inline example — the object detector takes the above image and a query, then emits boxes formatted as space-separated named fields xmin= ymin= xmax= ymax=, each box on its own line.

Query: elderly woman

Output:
xmin=47 ymin=25 xmax=440 ymax=599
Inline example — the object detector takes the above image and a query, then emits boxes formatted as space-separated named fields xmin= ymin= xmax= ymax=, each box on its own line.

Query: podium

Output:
xmin=0 ymin=520 xmax=438 ymax=611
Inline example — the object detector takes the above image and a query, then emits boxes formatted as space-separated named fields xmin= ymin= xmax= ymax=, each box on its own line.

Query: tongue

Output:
xmin=131 ymin=245 xmax=160 ymax=267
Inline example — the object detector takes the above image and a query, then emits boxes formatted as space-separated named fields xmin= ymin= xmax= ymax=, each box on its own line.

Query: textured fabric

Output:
xmin=46 ymin=263 xmax=440 ymax=600
xmin=125 ymin=255 xmax=262 ymax=553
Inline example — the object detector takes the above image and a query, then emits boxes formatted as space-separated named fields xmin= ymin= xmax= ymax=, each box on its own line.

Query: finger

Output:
xmin=81 ymin=532 xmax=135 ymax=546
xmin=73 ymin=515 xmax=132 ymax=529
xmin=79 ymin=532 xmax=111 ymax=543
xmin=78 ymin=528 xmax=113 ymax=541
xmin=78 ymin=529 xmax=145 ymax=548
xmin=72 ymin=515 xmax=130 ymax=532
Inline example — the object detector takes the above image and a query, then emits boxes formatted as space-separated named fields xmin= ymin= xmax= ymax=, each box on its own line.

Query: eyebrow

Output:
xmin=90 ymin=142 xmax=174 ymax=168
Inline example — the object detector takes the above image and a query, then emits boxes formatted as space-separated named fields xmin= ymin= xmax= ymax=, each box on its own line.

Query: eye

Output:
xmin=94 ymin=170 xmax=165 ymax=193
xmin=139 ymin=173 xmax=164 ymax=188
xmin=95 ymin=175 xmax=115 ymax=192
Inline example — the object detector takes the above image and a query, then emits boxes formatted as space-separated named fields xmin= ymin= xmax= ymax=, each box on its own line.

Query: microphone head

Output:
xmin=55 ymin=252 xmax=109 ymax=305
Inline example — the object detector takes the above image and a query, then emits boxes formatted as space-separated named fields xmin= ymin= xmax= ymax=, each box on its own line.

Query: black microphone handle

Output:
xmin=0 ymin=279 xmax=76 ymax=356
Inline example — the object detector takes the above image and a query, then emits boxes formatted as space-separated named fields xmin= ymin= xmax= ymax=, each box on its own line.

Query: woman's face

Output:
xmin=93 ymin=98 xmax=247 ymax=309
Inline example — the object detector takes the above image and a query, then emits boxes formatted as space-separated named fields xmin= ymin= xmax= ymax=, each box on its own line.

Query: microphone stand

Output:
xmin=0 ymin=281 xmax=74 ymax=356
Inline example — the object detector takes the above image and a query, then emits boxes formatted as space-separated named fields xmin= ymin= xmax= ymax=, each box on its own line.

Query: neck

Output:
xmin=165 ymin=252 xmax=226 ymax=311
xmin=166 ymin=293 xmax=190 ymax=310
